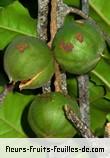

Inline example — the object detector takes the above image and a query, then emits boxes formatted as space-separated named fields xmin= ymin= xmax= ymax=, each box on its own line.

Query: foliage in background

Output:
xmin=0 ymin=0 xmax=110 ymax=137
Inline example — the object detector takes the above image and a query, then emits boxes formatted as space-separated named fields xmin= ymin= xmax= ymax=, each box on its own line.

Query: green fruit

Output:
xmin=4 ymin=35 xmax=54 ymax=89
xmin=53 ymin=20 xmax=105 ymax=74
xmin=28 ymin=92 xmax=79 ymax=138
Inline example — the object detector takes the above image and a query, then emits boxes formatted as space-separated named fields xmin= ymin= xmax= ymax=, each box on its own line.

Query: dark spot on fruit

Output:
xmin=16 ymin=43 xmax=29 ymax=53
xmin=59 ymin=41 xmax=74 ymax=52
xmin=76 ymin=32 xmax=84 ymax=43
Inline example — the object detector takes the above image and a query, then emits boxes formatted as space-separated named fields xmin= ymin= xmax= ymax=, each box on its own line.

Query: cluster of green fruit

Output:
xmin=4 ymin=20 xmax=105 ymax=137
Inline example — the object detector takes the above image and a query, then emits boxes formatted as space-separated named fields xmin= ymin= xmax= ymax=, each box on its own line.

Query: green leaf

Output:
xmin=63 ymin=0 xmax=80 ymax=7
xmin=90 ymin=0 xmax=110 ymax=40
xmin=106 ymin=113 xmax=110 ymax=122
xmin=67 ymin=77 xmax=104 ymax=103
xmin=67 ymin=77 xmax=109 ymax=136
xmin=0 ymin=91 xmax=34 ymax=137
xmin=90 ymin=98 xmax=110 ymax=136
xmin=0 ymin=1 xmax=36 ymax=50
xmin=0 ymin=0 xmax=16 ymax=7
xmin=90 ymin=0 xmax=110 ymax=25
xmin=90 ymin=8 xmax=110 ymax=38
xmin=90 ymin=58 xmax=110 ymax=90
xmin=89 ymin=47 xmax=110 ymax=90
xmin=104 ymin=92 xmax=110 ymax=100
xmin=67 ymin=76 xmax=108 ymax=136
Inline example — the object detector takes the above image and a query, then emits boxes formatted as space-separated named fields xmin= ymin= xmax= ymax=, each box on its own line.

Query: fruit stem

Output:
xmin=58 ymin=0 xmax=89 ymax=20
xmin=64 ymin=105 xmax=96 ymax=138
xmin=37 ymin=0 xmax=51 ymax=93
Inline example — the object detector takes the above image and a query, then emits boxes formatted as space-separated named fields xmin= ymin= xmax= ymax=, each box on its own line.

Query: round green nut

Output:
xmin=53 ymin=20 xmax=105 ymax=74
xmin=28 ymin=92 xmax=79 ymax=138
xmin=4 ymin=35 xmax=54 ymax=90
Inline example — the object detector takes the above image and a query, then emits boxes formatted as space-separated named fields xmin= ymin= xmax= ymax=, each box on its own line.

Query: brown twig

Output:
xmin=48 ymin=0 xmax=57 ymax=47
xmin=48 ymin=0 xmax=62 ymax=92
xmin=64 ymin=105 xmax=96 ymax=138
xmin=54 ymin=62 xmax=62 ymax=92
xmin=37 ymin=0 xmax=51 ymax=93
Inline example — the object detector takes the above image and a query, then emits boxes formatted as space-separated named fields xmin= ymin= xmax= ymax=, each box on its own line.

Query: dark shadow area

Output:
xmin=19 ymin=0 xmax=38 ymax=19
xmin=21 ymin=101 xmax=37 ymax=138
xmin=0 ymin=51 xmax=9 ymax=87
